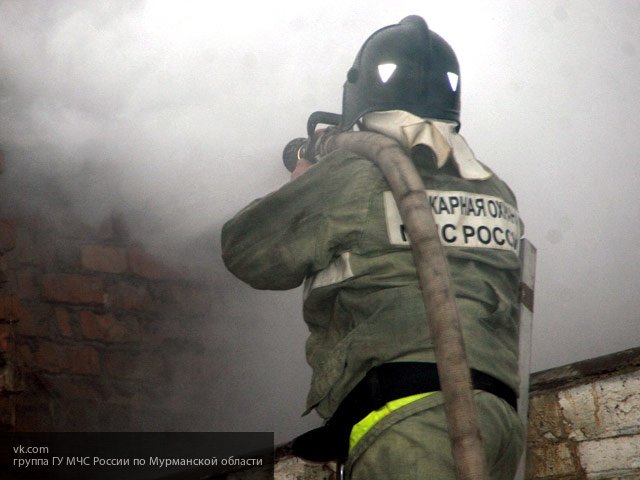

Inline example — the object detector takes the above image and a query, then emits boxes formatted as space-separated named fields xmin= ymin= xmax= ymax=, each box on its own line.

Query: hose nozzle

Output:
xmin=282 ymin=111 xmax=343 ymax=172
xmin=282 ymin=137 xmax=308 ymax=172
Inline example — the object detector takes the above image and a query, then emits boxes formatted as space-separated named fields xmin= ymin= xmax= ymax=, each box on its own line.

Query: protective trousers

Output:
xmin=346 ymin=391 xmax=523 ymax=480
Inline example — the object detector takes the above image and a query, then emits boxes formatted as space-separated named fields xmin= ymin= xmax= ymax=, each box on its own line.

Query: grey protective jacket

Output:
xmin=222 ymin=148 xmax=523 ymax=419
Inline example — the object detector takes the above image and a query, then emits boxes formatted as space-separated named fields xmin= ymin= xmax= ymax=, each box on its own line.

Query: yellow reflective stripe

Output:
xmin=348 ymin=392 xmax=434 ymax=452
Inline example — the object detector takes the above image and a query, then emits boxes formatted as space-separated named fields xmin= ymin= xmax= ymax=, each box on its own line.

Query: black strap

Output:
xmin=292 ymin=362 xmax=517 ymax=462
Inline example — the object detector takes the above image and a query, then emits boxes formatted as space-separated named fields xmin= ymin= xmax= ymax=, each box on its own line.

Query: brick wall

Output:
xmin=1 ymin=149 xmax=22 ymax=427
xmin=527 ymin=347 xmax=640 ymax=479
xmin=0 ymin=201 xmax=215 ymax=432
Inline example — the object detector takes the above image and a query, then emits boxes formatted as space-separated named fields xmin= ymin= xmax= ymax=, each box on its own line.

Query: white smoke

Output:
xmin=1 ymin=0 xmax=640 ymax=441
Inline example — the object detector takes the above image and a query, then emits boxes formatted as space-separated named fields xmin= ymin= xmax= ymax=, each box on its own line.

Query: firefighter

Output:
xmin=222 ymin=15 xmax=524 ymax=479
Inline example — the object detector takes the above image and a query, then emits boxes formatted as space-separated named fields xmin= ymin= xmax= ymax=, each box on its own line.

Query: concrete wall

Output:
xmin=527 ymin=347 xmax=640 ymax=479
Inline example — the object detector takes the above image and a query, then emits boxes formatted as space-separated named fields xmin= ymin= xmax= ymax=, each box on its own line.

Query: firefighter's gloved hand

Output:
xmin=290 ymin=157 xmax=314 ymax=181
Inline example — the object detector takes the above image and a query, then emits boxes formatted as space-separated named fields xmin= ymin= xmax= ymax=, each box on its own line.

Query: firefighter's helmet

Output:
xmin=340 ymin=15 xmax=461 ymax=131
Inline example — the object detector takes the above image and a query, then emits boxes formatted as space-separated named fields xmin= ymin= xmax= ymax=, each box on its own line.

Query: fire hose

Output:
xmin=284 ymin=123 xmax=488 ymax=479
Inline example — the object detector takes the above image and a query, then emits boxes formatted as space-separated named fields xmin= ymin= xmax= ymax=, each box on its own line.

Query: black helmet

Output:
xmin=340 ymin=15 xmax=461 ymax=131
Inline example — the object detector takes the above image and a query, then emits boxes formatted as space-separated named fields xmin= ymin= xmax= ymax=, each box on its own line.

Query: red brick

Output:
xmin=55 ymin=308 xmax=74 ymax=338
xmin=67 ymin=346 xmax=100 ymax=375
xmin=0 ymin=255 xmax=8 ymax=286
xmin=19 ymin=341 xmax=100 ymax=375
xmin=0 ymin=294 xmax=19 ymax=323
xmin=0 ymin=324 xmax=10 ymax=352
xmin=0 ymin=219 xmax=17 ymax=253
xmin=127 ymin=247 xmax=188 ymax=280
xmin=14 ymin=303 xmax=50 ymax=337
xmin=79 ymin=311 xmax=139 ymax=342
xmin=81 ymin=244 xmax=127 ymax=273
xmin=107 ymin=282 xmax=152 ymax=311
xmin=17 ymin=344 xmax=34 ymax=369
xmin=42 ymin=273 xmax=105 ymax=305
xmin=19 ymin=342 xmax=63 ymax=373
xmin=45 ymin=243 xmax=81 ymax=271
xmin=16 ymin=269 xmax=38 ymax=299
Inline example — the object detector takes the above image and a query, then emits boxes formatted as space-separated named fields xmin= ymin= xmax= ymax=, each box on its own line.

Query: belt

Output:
xmin=292 ymin=362 xmax=517 ymax=461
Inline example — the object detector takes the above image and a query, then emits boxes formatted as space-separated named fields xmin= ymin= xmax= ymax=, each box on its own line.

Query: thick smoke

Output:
xmin=1 ymin=0 xmax=640 ymax=441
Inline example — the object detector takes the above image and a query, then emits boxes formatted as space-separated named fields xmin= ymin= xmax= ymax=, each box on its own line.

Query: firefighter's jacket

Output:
xmin=221 ymin=148 xmax=523 ymax=420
